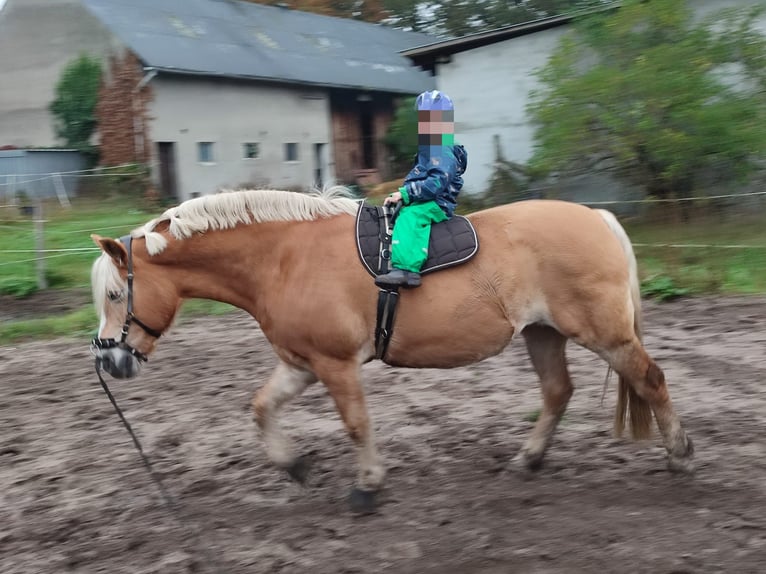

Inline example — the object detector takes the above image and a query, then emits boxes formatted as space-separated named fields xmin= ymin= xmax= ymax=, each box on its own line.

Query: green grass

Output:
xmin=624 ymin=216 xmax=766 ymax=296
xmin=0 ymin=196 xmax=242 ymax=344
xmin=0 ymin=307 xmax=98 ymax=345
xmin=0 ymin=196 xmax=157 ymax=296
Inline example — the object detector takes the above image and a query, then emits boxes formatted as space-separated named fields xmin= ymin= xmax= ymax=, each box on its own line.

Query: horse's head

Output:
xmin=90 ymin=233 xmax=180 ymax=379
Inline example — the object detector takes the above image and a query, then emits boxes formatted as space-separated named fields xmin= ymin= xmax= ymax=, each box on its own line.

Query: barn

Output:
xmin=0 ymin=0 xmax=439 ymax=201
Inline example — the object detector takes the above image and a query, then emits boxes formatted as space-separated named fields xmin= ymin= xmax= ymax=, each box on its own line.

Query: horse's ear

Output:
xmin=91 ymin=234 xmax=128 ymax=268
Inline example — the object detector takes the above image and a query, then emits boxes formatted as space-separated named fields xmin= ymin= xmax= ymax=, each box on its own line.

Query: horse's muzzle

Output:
xmin=95 ymin=347 xmax=141 ymax=379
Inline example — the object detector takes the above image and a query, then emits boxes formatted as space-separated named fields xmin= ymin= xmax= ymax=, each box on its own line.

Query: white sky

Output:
xmin=0 ymin=0 xmax=6 ymax=12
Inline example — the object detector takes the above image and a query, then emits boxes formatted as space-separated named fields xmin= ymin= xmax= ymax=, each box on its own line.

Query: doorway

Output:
xmin=157 ymin=142 xmax=178 ymax=200
xmin=314 ymin=143 xmax=328 ymax=188
xmin=359 ymin=101 xmax=375 ymax=169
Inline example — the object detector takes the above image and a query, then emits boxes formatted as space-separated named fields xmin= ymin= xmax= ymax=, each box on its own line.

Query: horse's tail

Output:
xmin=595 ymin=209 xmax=653 ymax=441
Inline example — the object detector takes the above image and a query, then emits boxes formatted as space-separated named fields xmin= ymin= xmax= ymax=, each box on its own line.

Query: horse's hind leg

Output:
xmin=515 ymin=324 xmax=573 ymax=471
xmin=311 ymin=357 xmax=385 ymax=514
xmin=252 ymin=360 xmax=318 ymax=482
xmin=604 ymin=339 xmax=694 ymax=474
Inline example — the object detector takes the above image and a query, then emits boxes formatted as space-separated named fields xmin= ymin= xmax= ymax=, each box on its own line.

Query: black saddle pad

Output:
xmin=355 ymin=202 xmax=479 ymax=277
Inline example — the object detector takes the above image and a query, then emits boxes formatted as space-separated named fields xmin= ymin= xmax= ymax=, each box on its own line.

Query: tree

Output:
xmin=242 ymin=0 xmax=609 ymax=36
xmin=431 ymin=0 xmax=608 ymax=38
xmin=526 ymin=0 xmax=766 ymax=198
xmin=384 ymin=96 xmax=418 ymax=174
xmin=49 ymin=53 xmax=102 ymax=153
xmin=243 ymin=0 xmax=387 ymax=21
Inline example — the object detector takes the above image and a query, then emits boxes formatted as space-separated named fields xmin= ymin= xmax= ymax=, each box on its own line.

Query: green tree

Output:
xmin=526 ymin=0 xmax=766 ymax=197
xmin=384 ymin=96 xmax=418 ymax=174
xmin=49 ymin=54 xmax=102 ymax=152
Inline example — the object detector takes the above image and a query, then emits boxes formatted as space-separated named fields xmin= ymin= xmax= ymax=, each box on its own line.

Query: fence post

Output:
xmin=52 ymin=173 xmax=71 ymax=208
xmin=34 ymin=198 xmax=47 ymax=290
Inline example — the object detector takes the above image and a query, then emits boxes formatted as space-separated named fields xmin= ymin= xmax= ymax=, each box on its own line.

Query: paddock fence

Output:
xmin=1 ymin=174 xmax=765 ymax=299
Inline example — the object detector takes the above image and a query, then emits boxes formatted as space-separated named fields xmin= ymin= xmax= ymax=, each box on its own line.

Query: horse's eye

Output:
xmin=108 ymin=290 xmax=123 ymax=302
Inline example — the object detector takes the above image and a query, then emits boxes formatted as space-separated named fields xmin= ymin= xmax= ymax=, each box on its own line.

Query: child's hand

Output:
xmin=384 ymin=191 xmax=403 ymax=205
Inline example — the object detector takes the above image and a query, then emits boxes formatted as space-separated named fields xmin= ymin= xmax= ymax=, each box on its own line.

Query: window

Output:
xmin=243 ymin=142 xmax=260 ymax=159
xmin=284 ymin=142 xmax=298 ymax=162
xmin=197 ymin=142 xmax=214 ymax=163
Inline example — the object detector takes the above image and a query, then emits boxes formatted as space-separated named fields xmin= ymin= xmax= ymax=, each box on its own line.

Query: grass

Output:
xmin=0 ymin=298 xmax=238 ymax=345
xmin=624 ymin=216 xmax=766 ymax=296
xmin=0 ymin=306 xmax=98 ymax=345
xmin=0 ymin=195 xmax=157 ymax=296
xmin=2 ymin=193 xmax=765 ymax=344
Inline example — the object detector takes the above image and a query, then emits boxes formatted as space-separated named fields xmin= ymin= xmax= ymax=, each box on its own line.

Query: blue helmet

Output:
xmin=416 ymin=90 xmax=453 ymax=111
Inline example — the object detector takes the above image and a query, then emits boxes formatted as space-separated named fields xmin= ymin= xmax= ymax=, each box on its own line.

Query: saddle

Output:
xmin=355 ymin=202 xmax=479 ymax=277
xmin=354 ymin=201 xmax=479 ymax=360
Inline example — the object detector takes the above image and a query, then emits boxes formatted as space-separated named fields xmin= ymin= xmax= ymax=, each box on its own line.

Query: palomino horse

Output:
xmin=90 ymin=186 xmax=694 ymax=512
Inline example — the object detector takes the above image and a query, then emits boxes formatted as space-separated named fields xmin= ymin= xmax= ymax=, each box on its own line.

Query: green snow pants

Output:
xmin=390 ymin=200 xmax=448 ymax=272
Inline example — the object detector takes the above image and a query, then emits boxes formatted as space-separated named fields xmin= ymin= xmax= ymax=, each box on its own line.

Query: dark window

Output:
xmin=243 ymin=142 xmax=260 ymax=159
xmin=285 ymin=142 xmax=299 ymax=162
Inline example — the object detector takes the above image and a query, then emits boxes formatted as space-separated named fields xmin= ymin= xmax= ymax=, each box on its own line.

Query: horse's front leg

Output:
xmin=252 ymin=360 xmax=317 ymax=482
xmin=312 ymin=356 xmax=385 ymax=514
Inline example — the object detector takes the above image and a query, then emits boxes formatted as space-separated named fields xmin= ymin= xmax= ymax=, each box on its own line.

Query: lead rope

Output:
xmin=95 ymin=362 xmax=221 ymax=573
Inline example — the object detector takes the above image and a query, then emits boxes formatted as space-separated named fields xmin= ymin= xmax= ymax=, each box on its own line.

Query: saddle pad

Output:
xmin=355 ymin=203 xmax=479 ymax=277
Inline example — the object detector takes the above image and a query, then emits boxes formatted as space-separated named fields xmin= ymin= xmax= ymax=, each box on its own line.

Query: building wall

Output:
xmin=96 ymin=51 xmax=154 ymax=167
xmin=146 ymin=76 xmax=334 ymax=201
xmin=436 ymin=27 xmax=565 ymax=196
xmin=0 ymin=0 xmax=118 ymax=148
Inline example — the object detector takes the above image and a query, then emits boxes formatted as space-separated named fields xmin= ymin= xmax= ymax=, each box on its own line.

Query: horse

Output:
xmin=89 ymin=186 xmax=694 ymax=513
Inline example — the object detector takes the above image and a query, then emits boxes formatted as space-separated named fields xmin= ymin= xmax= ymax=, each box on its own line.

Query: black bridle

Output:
xmin=91 ymin=234 xmax=163 ymax=363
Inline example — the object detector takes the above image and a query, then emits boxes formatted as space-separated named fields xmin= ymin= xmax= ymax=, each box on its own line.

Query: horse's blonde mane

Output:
xmin=91 ymin=249 xmax=125 ymax=316
xmin=132 ymin=186 xmax=361 ymax=255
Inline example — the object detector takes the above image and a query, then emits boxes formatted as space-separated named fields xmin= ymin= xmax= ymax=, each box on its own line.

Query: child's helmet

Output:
xmin=416 ymin=90 xmax=453 ymax=111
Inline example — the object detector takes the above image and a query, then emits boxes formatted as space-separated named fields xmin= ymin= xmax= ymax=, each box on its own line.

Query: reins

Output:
xmin=94 ymin=364 xmax=221 ymax=572
xmin=91 ymin=234 xmax=222 ymax=573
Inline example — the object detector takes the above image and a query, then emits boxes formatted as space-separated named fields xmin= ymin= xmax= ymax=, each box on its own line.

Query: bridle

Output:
xmin=91 ymin=234 xmax=163 ymax=363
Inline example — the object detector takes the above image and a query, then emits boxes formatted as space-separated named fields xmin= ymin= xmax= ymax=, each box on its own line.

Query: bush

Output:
xmin=640 ymin=275 xmax=691 ymax=301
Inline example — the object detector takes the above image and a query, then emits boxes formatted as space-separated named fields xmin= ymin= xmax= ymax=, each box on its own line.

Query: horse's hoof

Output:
xmin=667 ymin=434 xmax=695 ymax=475
xmin=683 ymin=434 xmax=695 ymax=457
xmin=348 ymin=487 xmax=378 ymax=515
xmin=667 ymin=455 xmax=696 ymax=475
xmin=514 ymin=449 xmax=544 ymax=475
xmin=523 ymin=453 xmax=544 ymax=472
xmin=285 ymin=454 xmax=313 ymax=484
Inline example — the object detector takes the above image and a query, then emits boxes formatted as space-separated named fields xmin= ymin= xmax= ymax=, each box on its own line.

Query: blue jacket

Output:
xmin=401 ymin=143 xmax=468 ymax=218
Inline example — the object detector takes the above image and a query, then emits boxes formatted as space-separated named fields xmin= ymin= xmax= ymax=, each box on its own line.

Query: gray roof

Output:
xmin=82 ymin=0 xmax=440 ymax=94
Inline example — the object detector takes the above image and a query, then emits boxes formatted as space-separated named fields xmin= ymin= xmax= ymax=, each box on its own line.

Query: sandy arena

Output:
xmin=1 ymin=295 xmax=765 ymax=573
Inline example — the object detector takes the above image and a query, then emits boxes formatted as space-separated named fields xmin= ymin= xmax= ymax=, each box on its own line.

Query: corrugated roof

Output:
xmin=82 ymin=0 xmax=440 ymax=94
